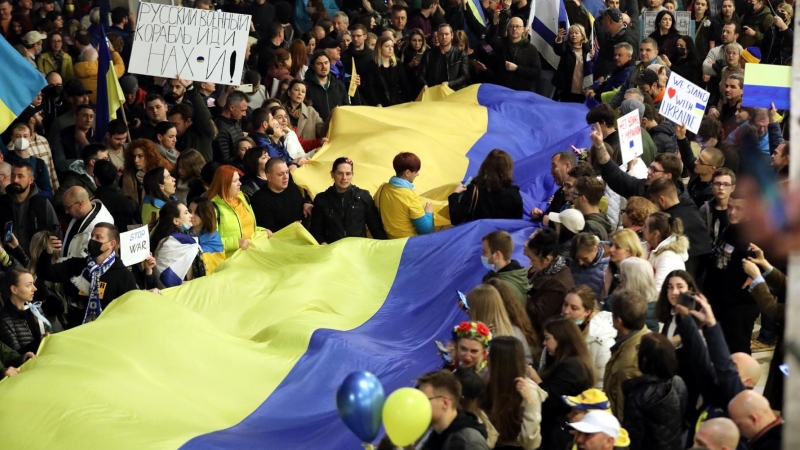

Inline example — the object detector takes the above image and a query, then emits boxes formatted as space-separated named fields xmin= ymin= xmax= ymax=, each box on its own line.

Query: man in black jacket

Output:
xmin=37 ymin=222 xmax=139 ymax=328
xmin=417 ymin=370 xmax=490 ymax=450
xmin=489 ymin=16 xmax=540 ymax=92
xmin=251 ymin=158 xmax=313 ymax=234
xmin=93 ymin=160 xmax=140 ymax=229
xmin=304 ymin=50 xmax=350 ymax=122
xmin=677 ymin=124 xmax=726 ymax=208
xmin=419 ymin=23 xmax=470 ymax=91
xmin=311 ymin=157 xmax=386 ymax=244
xmin=649 ymin=177 xmax=712 ymax=277
xmin=594 ymin=8 xmax=639 ymax=81
xmin=169 ymin=77 xmax=215 ymax=163
xmin=248 ymin=0 xmax=275 ymax=41
xmin=0 ymin=162 xmax=61 ymax=252
xmin=341 ymin=24 xmax=374 ymax=105
xmin=213 ymin=90 xmax=248 ymax=164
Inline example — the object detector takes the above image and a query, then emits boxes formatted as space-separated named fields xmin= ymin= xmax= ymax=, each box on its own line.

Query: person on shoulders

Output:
xmin=374 ymin=152 xmax=434 ymax=239
xmin=311 ymin=157 xmax=386 ymax=244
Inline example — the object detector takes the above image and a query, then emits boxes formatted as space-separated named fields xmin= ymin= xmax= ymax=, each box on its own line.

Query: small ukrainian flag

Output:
xmin=0 ymin=35 xmax=46 ymax=133
xmin=693 ymin=102 xmax=706 ymax=116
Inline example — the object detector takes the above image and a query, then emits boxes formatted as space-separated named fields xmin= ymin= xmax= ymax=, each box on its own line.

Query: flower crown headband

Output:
xmin=452 ymin=321 xmax=492 ymax=348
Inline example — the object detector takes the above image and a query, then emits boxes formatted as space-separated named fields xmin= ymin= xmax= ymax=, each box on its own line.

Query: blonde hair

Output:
xmin=619 ymin=257 xmax=659 ymax=303
xmin=569 ymin=24 xmax=588 ymax=44
xmin=373 ymin=35 xmax=397 ymax=66
xmin=611 ymin=229 xmax=646 ymax=259
xmin=28 ymin=231 xmax=59 ymax=278
xmin=466 ymin=284 xmax=515 ymax=337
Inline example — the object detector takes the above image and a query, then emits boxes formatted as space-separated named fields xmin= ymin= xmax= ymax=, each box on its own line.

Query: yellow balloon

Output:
xmin=382 ymin=387 xmax=432 ymax=446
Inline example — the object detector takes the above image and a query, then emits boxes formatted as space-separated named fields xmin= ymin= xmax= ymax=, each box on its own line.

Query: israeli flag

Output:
xmin=528 ymin=0 xmax=570 ymax=68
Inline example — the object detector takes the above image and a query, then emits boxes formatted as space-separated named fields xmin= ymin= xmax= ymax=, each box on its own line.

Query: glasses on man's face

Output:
xmin=695 ymin=158 xmax=712 ymax=167
xmin=712 ymin=182 xmax=733 ymax=189
xmin=64 ymin=200 xmax=82 ymax=211
xmin=648 ymin=165 xmax=664 ymax=173
xmin=508 ymin=25 xmax=524 ymax=29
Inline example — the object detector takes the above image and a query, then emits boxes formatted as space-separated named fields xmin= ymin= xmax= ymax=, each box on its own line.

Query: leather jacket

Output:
xmin=418 ymin=46 xmax=470 ymax=90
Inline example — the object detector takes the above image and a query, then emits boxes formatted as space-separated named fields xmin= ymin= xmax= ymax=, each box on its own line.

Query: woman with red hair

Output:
xmin=373 ymin=152 xmax=434 ymax=239
xmin=122 ymin=139 xmax=175 ymax=205
xmin=204 ymin=165 xmax=260 ymax=257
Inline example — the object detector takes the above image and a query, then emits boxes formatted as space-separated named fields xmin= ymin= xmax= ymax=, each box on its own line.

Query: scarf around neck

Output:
xmin=71 ymin=252 xmax=117 ymax=323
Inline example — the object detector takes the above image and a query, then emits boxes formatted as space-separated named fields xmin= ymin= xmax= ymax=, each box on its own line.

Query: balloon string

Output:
xmin=362 ymin=443 xmax=375 ymax=450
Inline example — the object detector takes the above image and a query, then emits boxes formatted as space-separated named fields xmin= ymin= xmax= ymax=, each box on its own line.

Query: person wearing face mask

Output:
xmin=141 ymin=166 xmax=177 ymax=227
xmin=36 ymin=223 xmax=139 ymax=328
xmin=41 ymin=71 xmax=68 ymax=131
xmin=59 ymin=182 xmax=114 ymax=261
xmin=479 ymin=230 xmax=529 ymax=306
xmin=5 ymin=123 xmax=53 ymax=198
xmin=310 ymin=157 xmax=386 ymax=245
xmin=7 ymin=106 xmax=59 ymax=191
xmin=150 ymin=201 xmax=206 ymax=288
xmin=561 ymin=285 xmax=616 ymax=388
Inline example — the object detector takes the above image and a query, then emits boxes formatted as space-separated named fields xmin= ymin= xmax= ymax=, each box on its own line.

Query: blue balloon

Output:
xmin=336 ymin=371 xmax=385 ymax=442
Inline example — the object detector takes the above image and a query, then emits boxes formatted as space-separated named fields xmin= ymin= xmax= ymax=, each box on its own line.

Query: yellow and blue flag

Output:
xmin=93 ymin=22 xmax=124 ymax=142
xmin=742 ymin=64 xmax=791 ymax=110
xmin=0 ymin=36 xmax=46 ymax=134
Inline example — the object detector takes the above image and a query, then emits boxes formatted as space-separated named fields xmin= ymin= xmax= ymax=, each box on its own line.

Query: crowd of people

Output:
xmin=0 ymin=0 xmax=792 ymax=448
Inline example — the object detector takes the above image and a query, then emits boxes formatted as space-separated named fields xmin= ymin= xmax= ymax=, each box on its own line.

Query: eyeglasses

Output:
xmin=712 ymin=182 xmax=734 ymax=189
xmin=648 ymin=165 xmax=664 ymax=173
xmin=508 ymin=25 xmax=524 ymax=29
xmin=695 ymin=158 xmax=713 ymax=167
xmin=64 ymin=199 xmax=82 ymax=211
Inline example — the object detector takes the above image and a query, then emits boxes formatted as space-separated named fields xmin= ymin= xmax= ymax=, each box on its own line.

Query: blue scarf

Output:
xmin=75 ymin=252 xmax=117 ymax=323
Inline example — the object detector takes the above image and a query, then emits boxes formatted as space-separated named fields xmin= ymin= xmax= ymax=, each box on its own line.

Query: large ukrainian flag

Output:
xmin=0 ymin=35 xmax=47 ymax=133
xmin=0 ymin=86 xmax=591 ymax=448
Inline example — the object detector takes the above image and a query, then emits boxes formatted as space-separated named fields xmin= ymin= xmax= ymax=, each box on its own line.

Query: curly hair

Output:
xmin=124 ymin=138 xmax=175 ymax=174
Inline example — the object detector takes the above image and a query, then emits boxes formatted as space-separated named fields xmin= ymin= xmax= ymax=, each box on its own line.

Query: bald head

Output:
xmin=64 ymin=186 xmax=92 ymax=218
xmin=0 ymin=161 xmax=11 ymax=193
xmin=694 ymin=418 xmax=740 ymax=450
xmin=731 ymin=352 xmax=761 ymax=387
xmin=728 ymin=390 xmax=777 ymax=439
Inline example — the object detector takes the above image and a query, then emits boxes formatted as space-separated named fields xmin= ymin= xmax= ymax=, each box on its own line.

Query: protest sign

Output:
xmin=658 ymin=71 xmax=710 ymax=134
xmin=617 ymin=109 xmax=644 ymax=165
xmin=642 ymin=11 xmax=693 ymax=41
xmin=348 ymin=57 xmax=358 ymax=97
xmin=742 ymin=64 xmax=791 ymax=110
xmin=130 ymin=4 xmax=252 ymax=84
xmin=120 ymin=225 xmax=150 ymax=266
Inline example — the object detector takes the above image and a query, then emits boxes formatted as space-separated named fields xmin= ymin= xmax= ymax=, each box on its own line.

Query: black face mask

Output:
xmin=87 ymin=239 xmax=105 ymax=258
xmin=44 ymin=85 xmax=63 ymax=99
xmin=675 ymin=47 xmax=686 ymax=57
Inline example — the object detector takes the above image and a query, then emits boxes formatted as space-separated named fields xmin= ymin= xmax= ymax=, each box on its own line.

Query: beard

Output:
xmin=6 ymin=183 xmax=25 ymax=194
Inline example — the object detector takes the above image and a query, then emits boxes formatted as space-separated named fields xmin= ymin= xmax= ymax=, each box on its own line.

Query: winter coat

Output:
xmin=604 ymin=326 xmax=650 ymax=422
xmin=310 ymin=184 xmax=387 ymax=244
xmin=492 ymin=378 xmax=549 ymax=450
xmin=212 ymin=115 xmax=244 ymax=164
xmin=489 ymin=38 xmax=541 ymax=92
xmin=583 ymin=212 xmax=615 ymax=241
xmin=649 ymin=121 xmax=677 ymax=154
xmin=418 ymin=46 xmax=470 ymax=90
xmin=54 ymin=160 xmax=96 ymax=208
xmin=760 ymin=26 xmax=793 ymax=65
xmin=594 ymin=25 xmax=640 ymax=80
xmin=540 ymin=356 xmax=596 ymax=450
xmin=608 ymin=57 xmax=668 ymax=108
xmin=663 ymin=197 xmax=712 ymax=258
xmin=304 ymin=71 xmax=350 ymax=123
xmin=527 ymin=260 xmax=574 ymax=330
xmin=289 ymin=101 xmax=324 ymax=140
xmin=594 ymin=60 xmax=635 ymax=96
xmin=0 ymin=302 xmax=43 ymax=354
xmin=73 ymin=51 xmax=125 ymax=104
xmin=61 ymin=200 xmax=115 ymax=260
xmin=448 ymin=184 xmax=524 ymax=225
xmin=368 ymin=62 xmax=414 ymax=106
xmin=623 ymin=374 xmax=689 ymax=450
xmin=569 ymin=245 xmax=610 ymax=298
xmin=210 ymin=194 xmax=258 ymax=257
xmin=37 ymin=51 xmax=74 ymax=79
xmin=176 ymin=87 xmax=215 ymax=163
xmin=0 ymin=185 xmax=61 ymax=253
xmin=604 ymin=185 xmax=623 ymax=230
xmin=37 ymin=255 xmax=138 ymax=311
xmin=553 ymin=40 xmax=593 ymax=94
xmin=482 ymin=260 xmax=529 ymax=307
xmin=584 ymin=311 xmax=617 ymax=389
xmin=422 ymin=409 xmax=490 ymax=450
xmin=648 ymin=234 xmax=689 ymax=291
xmin=738 ymin=5 xmax=775 ymax=48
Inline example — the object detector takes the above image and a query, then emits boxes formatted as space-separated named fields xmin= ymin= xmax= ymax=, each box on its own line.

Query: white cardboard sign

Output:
xmin=658 ymin=71 xmax=710 ymax=134
xmin=617 ymin=109 xmax=644 ymax=165
xmin=642 ymin=11 xmax=693 ymax=40
xmin=120 ymin=225 xmax=150 ymax=267
xmin=130 ymin=3 xmax=251 ymax=84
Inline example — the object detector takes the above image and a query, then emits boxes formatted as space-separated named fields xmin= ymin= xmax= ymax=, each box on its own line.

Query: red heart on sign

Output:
xmin=667 ymin=87 xmax=676 ymax=99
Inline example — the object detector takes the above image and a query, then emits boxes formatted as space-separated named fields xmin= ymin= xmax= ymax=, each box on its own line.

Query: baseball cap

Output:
xmin=603 ymin=8 xmax=623 ymax=23
xmin=548 ymin=209 xmax=585 ymax=234
xmin=23 ymin=31 xmax=48 ymax=46
xmin=318 ymin=37 xmax=339 ymax=50
xmin=562 ymin=389 xmax=611 ymax=411
xmin=65 ymin=79 xmax=93 ymax=97
xmin=17 ymin=104 xmax=44 ymax=125
xmin=569 ymin=411 xmax=631 ymax=447
xmin=636 ymin=69 xmax=659 ymax=87
xmin=119 ymin=75 xmax=139 ymax=95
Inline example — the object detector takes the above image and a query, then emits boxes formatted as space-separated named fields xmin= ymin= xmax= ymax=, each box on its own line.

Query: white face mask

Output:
xmin=14 ymin=138 xmax=30 ymax=151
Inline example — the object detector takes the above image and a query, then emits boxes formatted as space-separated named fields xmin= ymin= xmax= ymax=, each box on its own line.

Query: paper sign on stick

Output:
xmin=658 ymin=71 xmax=710 ymax=134
xmin=617 ymin=109 xmax=644 ymax=165
xmin=348 ymin=57 xmax=358 ymax=97
xmin=130 ymin=3 xmax=251 ymax=85
xmin=120 ymin=225 xmax=150 ymax=267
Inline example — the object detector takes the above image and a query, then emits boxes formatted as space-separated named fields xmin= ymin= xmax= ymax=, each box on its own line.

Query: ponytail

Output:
xmin=648 ymin=212 xmax=684 ymax=241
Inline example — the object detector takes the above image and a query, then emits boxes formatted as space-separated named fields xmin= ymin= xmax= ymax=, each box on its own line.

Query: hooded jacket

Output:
xmin=649 ymin=121 xmax=677 ymax=154
xmin=422 ymin=409 xmax=490 ymax=450
xmin=739 ymin=5 xmax=775 ymax=48
xmin=212 ymin=115 xmax=244 ymax=164
xmin=583 ymin=212 xmax=615 ymax=241
xmin=73 ymin=52 xmax=125 ymax=104
xmin=482 ymin=260 xmax=530 ymax=307
xmin=663 ymin=197 xmax=712 ymax=258
xmin=648 ymin=234 xmax=689 ymax=290
xmin=303 ymin=71 xmax=350 ymax=122
xmin=0 ymin=184 xmax=61 ymax=253
xmin=622 ymin=374 xmax=689 ymax=450
xmin=55 ymin=160 xmax=97 ymax=208
xmin=61 ymin=199 xmax=115 ymax=260
xmin=569 ymin=245 xmax=610 ymax=298
xmin=584 ymin=311 xmax=617 ymax=388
